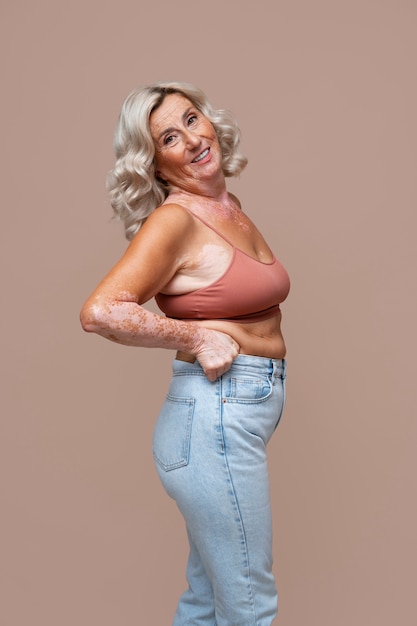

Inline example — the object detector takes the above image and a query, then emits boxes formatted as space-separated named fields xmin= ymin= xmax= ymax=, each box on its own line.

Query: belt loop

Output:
xmin=272 ymin=358 xmax=286 ymax=380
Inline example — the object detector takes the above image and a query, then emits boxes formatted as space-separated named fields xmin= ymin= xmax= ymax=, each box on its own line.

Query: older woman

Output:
xmin=80 ymin=81 xmax=290 ymax=626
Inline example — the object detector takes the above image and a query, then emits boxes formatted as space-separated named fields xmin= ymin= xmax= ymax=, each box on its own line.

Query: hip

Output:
xmin=153 ymin=355 xmax=287 ymax=474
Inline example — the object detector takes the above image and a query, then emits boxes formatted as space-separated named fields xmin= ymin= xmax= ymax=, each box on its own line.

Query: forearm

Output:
xmin=80 ymin=298 xmax=206 ymax=354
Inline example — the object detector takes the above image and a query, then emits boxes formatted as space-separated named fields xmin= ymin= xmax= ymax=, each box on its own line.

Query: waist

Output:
xmin=185 ymin=314 xmax=286 ymax=361
xmin=175 ymin=352 xmax=287 ymax=378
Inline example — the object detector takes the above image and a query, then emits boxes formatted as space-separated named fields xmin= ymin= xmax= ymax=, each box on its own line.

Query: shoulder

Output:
xmin=126 ymin=203 xmax=195 ymax=258
xmin=142 ymin=203 xmax=194 ymax=232
xmin=110 ymin=203 xmax=195 ymax=296
xmin=137 ymin=203 xmax=194 ymax=239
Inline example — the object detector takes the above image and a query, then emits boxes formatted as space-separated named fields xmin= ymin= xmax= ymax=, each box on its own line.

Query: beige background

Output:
xmin=1 ymin=1 xmax=416 ymax=624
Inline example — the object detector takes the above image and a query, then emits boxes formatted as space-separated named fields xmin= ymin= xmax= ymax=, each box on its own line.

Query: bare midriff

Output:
xmin=183 ymin=310 xmax=286 ymax=360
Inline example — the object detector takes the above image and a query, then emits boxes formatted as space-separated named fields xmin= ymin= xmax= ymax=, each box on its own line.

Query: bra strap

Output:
xmin=181 ymin=206 xmax=235 ymax=247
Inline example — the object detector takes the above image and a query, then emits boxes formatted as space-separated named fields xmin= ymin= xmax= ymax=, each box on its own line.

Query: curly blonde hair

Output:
xmin=107 ymin=81 xmax=248 ymax=241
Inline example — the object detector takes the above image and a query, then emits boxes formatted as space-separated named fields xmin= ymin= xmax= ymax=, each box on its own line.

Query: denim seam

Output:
xmin=219 ymin=381 xmax=258 ymax=624
xmin=173 ymin=371 xmax=206 ymax=377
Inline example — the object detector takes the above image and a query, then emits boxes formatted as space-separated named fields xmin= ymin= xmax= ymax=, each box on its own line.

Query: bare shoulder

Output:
xmin=84 ymin=203 xmax=197 ymax=306
xmin=126 ymin=203 xmax=195 ymax=257
xmin=140 ymin=202 xmax=194 ymax=237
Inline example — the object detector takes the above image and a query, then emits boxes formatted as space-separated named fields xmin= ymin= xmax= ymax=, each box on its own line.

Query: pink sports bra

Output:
xmin=155 ymin=209 xmax=290 ymax=323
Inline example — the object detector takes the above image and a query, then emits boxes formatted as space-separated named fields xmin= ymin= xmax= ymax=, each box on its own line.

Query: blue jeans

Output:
xmin=153 ymin=354 xmax=287 ymax=626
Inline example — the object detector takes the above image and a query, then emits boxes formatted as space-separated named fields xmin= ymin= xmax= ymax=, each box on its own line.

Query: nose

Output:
xmin=184 ymin=129 xmax=201 ymax=149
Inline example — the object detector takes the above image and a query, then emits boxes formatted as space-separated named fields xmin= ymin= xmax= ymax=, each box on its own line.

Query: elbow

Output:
xmin=80 ymin=302 xmax=102 ymax=334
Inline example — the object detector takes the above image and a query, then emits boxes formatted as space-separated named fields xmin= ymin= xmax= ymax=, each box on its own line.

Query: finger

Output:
xmin=205 ymin=371 xmax=216 ymax=382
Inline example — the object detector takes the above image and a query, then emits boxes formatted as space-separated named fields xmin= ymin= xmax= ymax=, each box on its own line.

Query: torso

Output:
xmin=158 ymin=193 xmax=288 ymax=359
xmin=194 ymin=312 xmax=287 ymax=359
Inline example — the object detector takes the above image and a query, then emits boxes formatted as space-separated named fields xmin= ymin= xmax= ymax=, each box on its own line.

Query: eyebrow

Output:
xmin=157 ymin=107 xmax=195 ymax=141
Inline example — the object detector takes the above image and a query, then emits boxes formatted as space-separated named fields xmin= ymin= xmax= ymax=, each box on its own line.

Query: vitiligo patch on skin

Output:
xmin=198 ymin=198 xmax=250 ymax=232
xmin=82 ymin=293 xmax=240 ymax=381
xmin=164 ymin=243 xmax=232 ymax=294
xmin=167 ymin=191 xmax=251 ymax=233
xmin=88 ymin=295 xmax=204 ymax=351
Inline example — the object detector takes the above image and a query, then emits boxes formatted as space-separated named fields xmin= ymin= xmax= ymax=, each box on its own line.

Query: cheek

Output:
xmin=156 ymin=150 xmax=185 ymax=176
xmin=155 ymin=150 xmax=172 ymax=168
xmin=207 ymin=126 xmax=221 ymax=150
xmin=204 ymin=122 xmax=216 ymax=138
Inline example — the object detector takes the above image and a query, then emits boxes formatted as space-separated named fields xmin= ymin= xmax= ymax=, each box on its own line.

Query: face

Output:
xmin=149 ymin=93 xmax=222 ymax=191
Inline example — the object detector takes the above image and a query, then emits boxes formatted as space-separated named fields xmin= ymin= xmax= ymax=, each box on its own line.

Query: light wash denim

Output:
xmin=153 ymin=354 xmax=287 ymax=626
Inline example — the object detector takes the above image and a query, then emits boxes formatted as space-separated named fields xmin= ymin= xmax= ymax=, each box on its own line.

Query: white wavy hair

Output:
xmin=107 ymin=81 xmax=248 ymax=241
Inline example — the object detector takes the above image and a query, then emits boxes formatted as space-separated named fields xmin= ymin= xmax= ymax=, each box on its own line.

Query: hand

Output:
xmin=193 ymin=329 xmax=240 ymax=382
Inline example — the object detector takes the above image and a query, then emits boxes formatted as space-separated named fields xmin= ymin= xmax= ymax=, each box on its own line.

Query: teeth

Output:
xmin=193 ymin=148 xmax=209 ymax=162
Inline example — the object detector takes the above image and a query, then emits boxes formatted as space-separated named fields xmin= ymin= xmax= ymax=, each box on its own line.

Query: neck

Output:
xmin=167 ymin=167 xmax=228 ymax=199
xmin=167 ymin=185 xmax=230 ymax=206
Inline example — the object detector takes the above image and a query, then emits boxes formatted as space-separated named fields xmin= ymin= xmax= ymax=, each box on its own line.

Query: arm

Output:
xmin=80 ymin=204 xmax=239 ymax=380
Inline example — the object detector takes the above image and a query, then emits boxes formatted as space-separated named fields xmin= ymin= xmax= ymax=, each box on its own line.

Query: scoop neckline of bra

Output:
xmin=184 ymin=207 xmax=276 ymax=266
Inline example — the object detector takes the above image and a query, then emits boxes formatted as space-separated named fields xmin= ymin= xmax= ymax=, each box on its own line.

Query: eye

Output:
xmin=164 ymin=134 xmax=175 ymax=145
xmin=187 ymin=114 xmax=197 ymax=125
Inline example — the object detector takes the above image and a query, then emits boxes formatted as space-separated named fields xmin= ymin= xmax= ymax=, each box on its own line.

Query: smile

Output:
xmin=192 ymin=148 xmax=210 ymax=163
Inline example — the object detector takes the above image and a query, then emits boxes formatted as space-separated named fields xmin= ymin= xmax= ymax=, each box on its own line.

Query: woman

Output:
xmin=80 ymin=81 xmax=290 ymax=626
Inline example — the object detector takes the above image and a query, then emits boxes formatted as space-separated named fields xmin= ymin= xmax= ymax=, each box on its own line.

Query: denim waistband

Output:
xmin=173 ymin=354 xmax=286 ymax=379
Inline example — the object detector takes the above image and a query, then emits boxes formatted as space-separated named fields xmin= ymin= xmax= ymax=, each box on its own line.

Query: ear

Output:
xmin=156 ymin=170 xmax=169 ymax=186
xmin=153 ymin=159 xmax=166 ymax=183
xmin=154 ymin=161 xmax=166 ymax=179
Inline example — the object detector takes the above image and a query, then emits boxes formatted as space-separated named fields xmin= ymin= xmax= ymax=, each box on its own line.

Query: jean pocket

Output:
xmin=225 ymin=375 xmax=273 ymax=403
xmin=153 ymin=395 xmax=195 ymax=471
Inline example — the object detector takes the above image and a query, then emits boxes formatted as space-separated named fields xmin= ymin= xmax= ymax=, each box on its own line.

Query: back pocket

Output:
xmin=153 ymin=396 xmax=195 ymax=471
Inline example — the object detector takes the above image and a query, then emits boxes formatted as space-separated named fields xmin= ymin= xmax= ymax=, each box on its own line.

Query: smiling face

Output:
xmin=150 ymin=93 xmax=223 ymax=194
